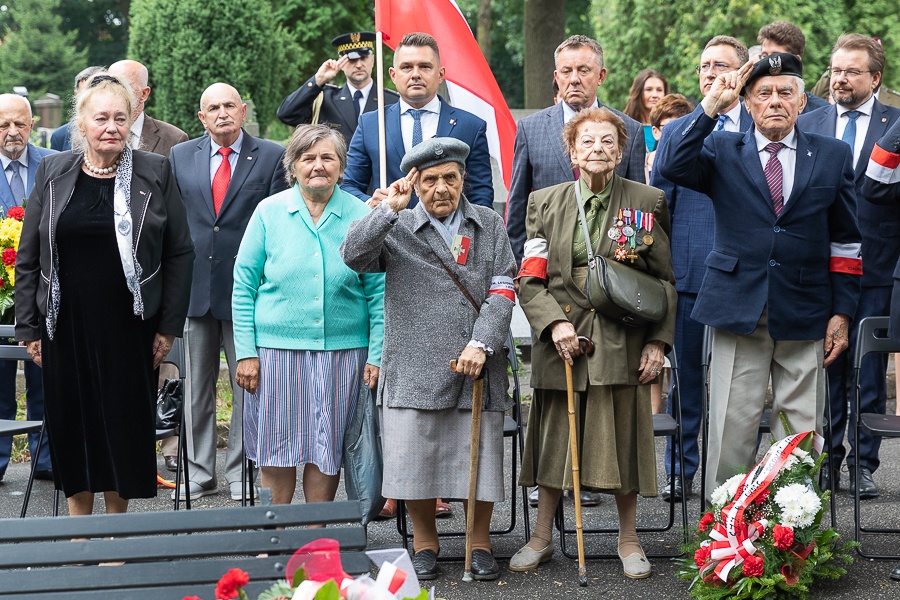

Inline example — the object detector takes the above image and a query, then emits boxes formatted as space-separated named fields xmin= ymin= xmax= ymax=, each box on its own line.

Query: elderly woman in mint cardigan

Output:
xmin=232 ymin=125 xmax=384 ymax=506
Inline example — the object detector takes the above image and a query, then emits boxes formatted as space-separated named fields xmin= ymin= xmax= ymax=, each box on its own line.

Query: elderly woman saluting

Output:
xmin=511 ymin=107 xmax=676 ymax=579
xmin=342 ymin=138 xmax=516 ymax=582
xmin=233 ymin=124 xmax=383 ymax=507
xmin=15 ymin=73 xmax=194 ymax=515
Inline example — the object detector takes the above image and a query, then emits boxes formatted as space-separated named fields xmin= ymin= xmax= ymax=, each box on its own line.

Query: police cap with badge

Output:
xmin=332 ymin=32 xmax=376 ymax=60
xmin=400 ymin=137 xmax=471 ymax=174
xmin=741 ymin=52 xmax=803 ymax=96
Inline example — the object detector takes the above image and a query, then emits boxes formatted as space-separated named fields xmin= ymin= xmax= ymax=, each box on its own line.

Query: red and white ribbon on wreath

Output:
xmin=705 ymin=430 xmax=824 ymax=581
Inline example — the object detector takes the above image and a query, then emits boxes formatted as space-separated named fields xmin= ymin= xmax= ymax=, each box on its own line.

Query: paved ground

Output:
xmin=3 ymin=362 xmax=900 ymax=598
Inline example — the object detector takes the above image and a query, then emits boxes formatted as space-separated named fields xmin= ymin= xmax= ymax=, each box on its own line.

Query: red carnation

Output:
xmin=2 ymin=248 xmax=15 ymax=267
xmin=182 ymin=597 xmax=202 ymax=600
xmin=742 ymin=554 xmax=765 ymax=578
xmin=6 ymin=206 xmax=24 ymax=220
xmin=694 ymin=545 xmax=712 ymax=568
xmin=754 ymin=488 xmax=770 ymax=505
xmin=215 ymin=568 xmax=249 ymax=599
xmin=773 ymin=524 xmax=795 ymax=550
xmin=699 ymin=512 xmax=715 ymax=532
xmin=0 ymin=279 xmax=5 ymax=288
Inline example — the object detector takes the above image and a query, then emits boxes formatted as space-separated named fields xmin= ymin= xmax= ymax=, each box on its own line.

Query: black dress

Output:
xmin=41 ymin=171 xmax=158 ymax=499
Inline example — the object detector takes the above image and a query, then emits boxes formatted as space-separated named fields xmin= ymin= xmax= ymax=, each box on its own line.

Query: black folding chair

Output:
xmin=555 ymin=349 xmax=689 ymax=559
xmin=395 ymin=331 xmax=530 ymax=559
xmin=699 ymin=325 xmax=836 ymax=527
xmin=852 ymin=316 xmax=900 ymax=558
xmin=155 ymin=338 xmax=190 ymax=510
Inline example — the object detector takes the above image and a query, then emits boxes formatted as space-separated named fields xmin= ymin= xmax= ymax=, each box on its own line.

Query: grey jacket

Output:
xmin=342 ymin=197 xmax=516 ymax=412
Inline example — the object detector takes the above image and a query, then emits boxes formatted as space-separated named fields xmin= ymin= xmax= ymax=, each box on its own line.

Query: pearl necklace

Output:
xmin=83 ymin=154 xmax=120 ymax=175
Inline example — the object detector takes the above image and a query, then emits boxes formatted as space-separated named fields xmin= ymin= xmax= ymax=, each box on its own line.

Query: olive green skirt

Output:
xmin=519 ymin=384 xmax=658 ymax=497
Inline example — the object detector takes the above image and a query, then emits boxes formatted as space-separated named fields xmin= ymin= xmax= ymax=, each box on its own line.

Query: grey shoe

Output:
xmin=618 ymin=550 xmax=651 ymax=579
xmin=171 ymin=481 xmax=217 ymax=502
xmin=229 ymin=481 xmax=257 ymax=501
xmin=509 ymin=543 xmax=555 ymax=572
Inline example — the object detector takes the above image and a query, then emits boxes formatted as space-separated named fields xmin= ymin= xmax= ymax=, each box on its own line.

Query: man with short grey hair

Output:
xmin=505 ymin=34 xmax=646 ymax=267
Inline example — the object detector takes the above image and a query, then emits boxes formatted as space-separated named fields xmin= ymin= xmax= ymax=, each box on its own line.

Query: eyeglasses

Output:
xmin=696 ymin=63 xmax=733 ymax=75
xmin=827 ymin=68 xmax=873 ymax=78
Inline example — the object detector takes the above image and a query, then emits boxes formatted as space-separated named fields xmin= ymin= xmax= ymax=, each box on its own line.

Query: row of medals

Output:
xmin=606 ymin=207 xmax=654 ymax=263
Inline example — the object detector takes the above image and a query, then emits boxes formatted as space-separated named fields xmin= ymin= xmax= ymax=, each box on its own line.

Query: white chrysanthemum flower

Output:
xmin=711 ymin=474 xmax=746 ymax=507
xmin=775 ymin=483 xmax=821 ymax=528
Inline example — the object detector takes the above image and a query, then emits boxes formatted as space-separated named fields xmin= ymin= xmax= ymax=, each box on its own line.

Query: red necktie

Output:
xmin=763 ymin=142 xmax=785 ymax=216
xmin=212 ymin=147 xmax=233 ymax=215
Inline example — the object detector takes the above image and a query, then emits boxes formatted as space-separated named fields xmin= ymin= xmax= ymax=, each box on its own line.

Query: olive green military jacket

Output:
xmin=519 ymin=176 xmax=677 ymax=391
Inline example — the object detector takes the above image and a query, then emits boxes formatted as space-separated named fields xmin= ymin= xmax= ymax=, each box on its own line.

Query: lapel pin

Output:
xmin=247 ymin=156 xmax=253 ymax=160
xmin=883 ymin=118 xmax=888 ymax=122
xmin=139 ymin=190 xmax=146 ymax=195
xmin=806 ymin=150 xmax=812 ymax=157
xmin=340 ymin=96 xmax=346 ymax=100
xmin=449 ymin=119 xmax=457 ymax=126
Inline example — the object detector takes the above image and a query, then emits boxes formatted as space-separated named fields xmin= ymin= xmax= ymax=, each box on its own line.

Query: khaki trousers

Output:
xmin=704 ymin=312 xmax=825 ymax=501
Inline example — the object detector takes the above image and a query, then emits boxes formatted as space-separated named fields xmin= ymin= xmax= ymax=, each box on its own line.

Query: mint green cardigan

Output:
xmin=232 ymin=185 xmax=384 ymax=364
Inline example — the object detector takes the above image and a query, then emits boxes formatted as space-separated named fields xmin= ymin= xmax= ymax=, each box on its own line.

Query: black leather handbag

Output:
xmin=574 ymin=183 xmax=668 ymax=327
xmin=155 ymin=378 xmax=183 ymax=430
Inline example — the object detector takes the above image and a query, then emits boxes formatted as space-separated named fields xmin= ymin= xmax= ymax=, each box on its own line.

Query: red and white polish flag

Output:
xmin=375 ymin=0 xmax=516 ymax=194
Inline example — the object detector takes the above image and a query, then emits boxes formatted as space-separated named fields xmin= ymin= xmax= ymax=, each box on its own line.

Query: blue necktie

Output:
xmin=409 ymin=109 xmax=423 ymax=147
xmin=715 ymin=114 xmax=728 ymax=131
xmin=841 ymin=110 xmax=860 ymax=158
xmin=6 ymin=161 xmax=24 ymax=209
xmin=353 ymin=90 xmax=363 ymax=121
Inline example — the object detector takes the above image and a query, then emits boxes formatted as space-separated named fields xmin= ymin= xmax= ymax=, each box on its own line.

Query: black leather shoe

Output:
xmin=33 ymin=469 xmax=53 ymax=481
xmin=661 ymin=475 xmax=692 ymax=502
xmin=164 ymin=456 xmax=178 ymax=472
xmin=579 ymin=490 xmax=601 ymax=507
xmin=470 ymin=549 xmax=500 ymax=581
xmin=890 ymin=562 xmax=900 ymax=581
xmin=849 ymin=467 xmax=880 ymax=499
xmin=412 ymin=549 xmax=440 ymax=580
xmin=528 ymin=487 xmax=539 ymax=507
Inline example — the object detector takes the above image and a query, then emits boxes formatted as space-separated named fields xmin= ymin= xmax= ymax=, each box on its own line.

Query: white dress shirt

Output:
xmin=399 ymin=96 xmax=441 ymax=153
xmin=349 ymin=80 xmax=374 ymax=118
xmin=835 ymin=95 xmax=875 ymax=169
xmin=562 ymin=98 xmax=600 ymax=124
xmin=208 ymin=131 xmax=244 ymax=185
xmin=755 ymin=128 xmax=797 ymax=205
xmin=130 ymin=111 xmax=146 ymax=149
xmin=718 ymin=103 xmax=743 ymax=132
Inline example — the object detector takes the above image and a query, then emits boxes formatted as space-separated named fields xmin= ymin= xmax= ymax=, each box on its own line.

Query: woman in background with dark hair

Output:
xmin=623 ymin=69 xmax=669 ymax=164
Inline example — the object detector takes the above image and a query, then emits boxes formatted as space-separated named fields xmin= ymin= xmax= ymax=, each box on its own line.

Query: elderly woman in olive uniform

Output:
xmin=512 ymin=107 xmax=676 ymax=579
xmin=342 ymin=138 xmax=516 ymax=582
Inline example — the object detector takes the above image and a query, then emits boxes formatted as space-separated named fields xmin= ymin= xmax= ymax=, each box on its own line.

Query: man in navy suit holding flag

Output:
xmin=658 ymin=54 xmax=862 ymax=500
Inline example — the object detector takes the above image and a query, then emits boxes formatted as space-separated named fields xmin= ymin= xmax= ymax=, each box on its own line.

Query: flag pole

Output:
xmin=376 ymin=31 xmax=387 ymax=190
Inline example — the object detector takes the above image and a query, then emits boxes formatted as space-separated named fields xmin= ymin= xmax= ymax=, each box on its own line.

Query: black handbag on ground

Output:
xmin=574 ymin=182 xmax=668 ymax=327
xmin=155 ymin=378 xmax=183 ymax=430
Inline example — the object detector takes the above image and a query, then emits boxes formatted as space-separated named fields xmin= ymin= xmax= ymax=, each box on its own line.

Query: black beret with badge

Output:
xmin=741 ymin=52 xmax=804 ymax=96
xmin=332 ymin=32 xmax=376 ymax=59
xmin=400 ymin=137 xmax=471 ymax=174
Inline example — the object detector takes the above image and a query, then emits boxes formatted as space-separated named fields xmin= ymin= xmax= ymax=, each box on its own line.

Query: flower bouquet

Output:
xmin=678 ymin=419 xmax=855 ymax=599
xmin=0 ymin=206 xmax=24 ymax=325
xmin=185 ymin=539 xmax=436 ymax=600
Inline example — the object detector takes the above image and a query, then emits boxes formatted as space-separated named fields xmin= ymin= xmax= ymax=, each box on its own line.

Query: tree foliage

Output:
xmin=59 ymin=0 xmax=130 ymax=69
xmin=0 ymin=0 xmax=88 ymax=101
xmin=128 ymin=0 xmax=300 ymax=137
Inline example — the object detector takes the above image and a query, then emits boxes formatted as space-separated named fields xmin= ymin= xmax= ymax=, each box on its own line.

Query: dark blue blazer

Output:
xmin=49 ymin=123 xmax=72 ymax=152
xmin=799 ymin=99 xmax=900 ymax=287
xmin=0 ymin=144 xmax=56 ymax=210
xmin=341 ymin=97 xmax=494 ymax=208
xmin=170 ymin=130 xmax=287 ymax=321
xmin=651 ymin=105 xmax=752 ymax=294
xmin=657 ymin=105 xmax=861 ymax=340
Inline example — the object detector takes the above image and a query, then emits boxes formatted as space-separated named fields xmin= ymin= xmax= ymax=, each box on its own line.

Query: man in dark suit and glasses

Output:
xmin=799 ymin=33 xmax=900 ymax=499
xmin=504 ymin=34 xmax=646 ymax=267
xmin=170 ymin=83 xmax=287 ymax=502
xmin=650 ymin=35 xmax=754 ymax=503
xmin=277 ymin=32 xmax=399 ymax=146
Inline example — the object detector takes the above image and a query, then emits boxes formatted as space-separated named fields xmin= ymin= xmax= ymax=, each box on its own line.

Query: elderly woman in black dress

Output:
xmin=15 ymin=73 xmax=194 ymax=515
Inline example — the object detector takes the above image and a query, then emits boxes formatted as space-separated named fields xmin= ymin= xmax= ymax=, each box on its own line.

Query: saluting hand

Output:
xmin=314 ymin=55 xmax=350 ymax=87
xmin=384 ymin=169 xmax=419 ymax=214
xmin=700 ymin=61 xmax=754 ymax=119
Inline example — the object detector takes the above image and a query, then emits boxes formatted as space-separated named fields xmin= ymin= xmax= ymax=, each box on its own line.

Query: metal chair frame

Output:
xmin=395 ymin=331 xmax=531 ymax=560
xmin=852 ymin=316 xmax=900 ymax=558
xmin=555 ymin=349 xmax=689 ymax=560
xmin=156 ymin=339 xmax=190 ymax=510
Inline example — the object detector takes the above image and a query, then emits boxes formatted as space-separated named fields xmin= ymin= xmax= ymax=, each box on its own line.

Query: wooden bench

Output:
xmin=0 ymin=497 xmax=369 ymax=599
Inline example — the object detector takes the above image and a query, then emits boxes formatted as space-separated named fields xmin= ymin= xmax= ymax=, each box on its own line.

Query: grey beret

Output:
xmin=399 ymin=137 xmax=470 ymax=174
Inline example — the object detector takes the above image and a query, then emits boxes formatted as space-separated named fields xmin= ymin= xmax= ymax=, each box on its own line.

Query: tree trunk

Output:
xmin=523 ymin=0 xmax=566 ymax=108
xmin=477 ymin=0 xmax=492 ymax=63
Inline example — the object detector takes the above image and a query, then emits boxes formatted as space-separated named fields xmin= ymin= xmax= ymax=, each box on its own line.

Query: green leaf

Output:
xmin=313 ymin=580 xmax=341 ymax=600
xmin=258 ymin=581 xmax=296 ymax=600
xmin=292 ymin=567 xmax=308 ymax=588
xmin=401 ymin=591 xmax=430 ymax=600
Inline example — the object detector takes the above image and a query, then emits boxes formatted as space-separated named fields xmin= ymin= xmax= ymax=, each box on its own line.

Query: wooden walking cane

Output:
xmin=566 ymin=335 xmax=595 ymax=587
xmin=450 ymin=359 xmax=485 ymax=582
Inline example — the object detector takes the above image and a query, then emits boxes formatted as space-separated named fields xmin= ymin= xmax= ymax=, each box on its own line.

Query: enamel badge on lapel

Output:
xmin=449 ymin=119 xmax=457 ymax=126
xmin=451 ymin=234 xmax=470 ymax=265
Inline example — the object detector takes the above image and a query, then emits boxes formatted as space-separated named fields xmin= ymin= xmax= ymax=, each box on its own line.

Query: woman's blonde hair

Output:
xmin=70 ymin=73 xmax=136 ymax=154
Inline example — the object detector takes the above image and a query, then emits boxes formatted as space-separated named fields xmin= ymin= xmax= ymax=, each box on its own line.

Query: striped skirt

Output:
xmin=243 ymin=347 xmax=367 ymax=475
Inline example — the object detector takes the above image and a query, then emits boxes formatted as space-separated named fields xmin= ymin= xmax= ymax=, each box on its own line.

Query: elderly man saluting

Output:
xmin=342 ymin=138 xmax=516 ymax=582
xmin=657 ymin=53 xmax=862 ymax=500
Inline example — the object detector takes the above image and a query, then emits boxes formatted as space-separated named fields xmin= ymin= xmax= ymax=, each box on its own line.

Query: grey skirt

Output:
xmin=381 ymin=404 xmax=505 ymax=503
